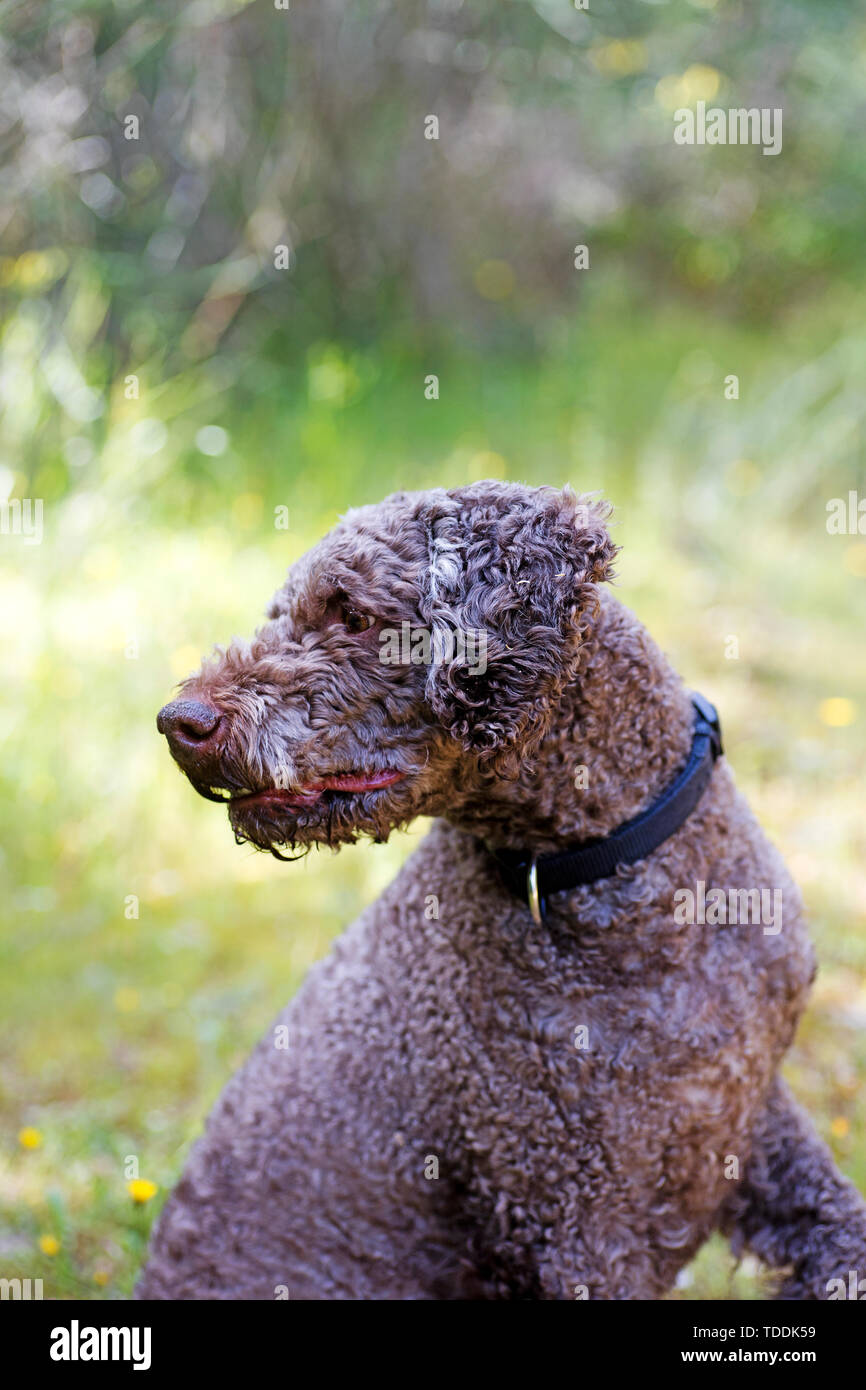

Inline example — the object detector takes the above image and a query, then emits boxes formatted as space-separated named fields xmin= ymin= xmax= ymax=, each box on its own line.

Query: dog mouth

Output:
xmin=205 ymin=769 xmax=407 ymax=810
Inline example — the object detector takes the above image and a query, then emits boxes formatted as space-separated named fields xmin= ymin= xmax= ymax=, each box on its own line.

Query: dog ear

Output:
xmin=418 ymin=482 xmax=617 ymax=769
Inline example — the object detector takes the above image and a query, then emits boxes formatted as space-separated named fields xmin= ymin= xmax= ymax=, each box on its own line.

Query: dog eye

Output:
xmin=341 ymin=607 xmax=374 ymax=634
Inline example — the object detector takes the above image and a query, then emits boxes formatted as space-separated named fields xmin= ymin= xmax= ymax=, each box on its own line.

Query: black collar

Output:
xmin=488 ymin=693 xmax=723 ymax=923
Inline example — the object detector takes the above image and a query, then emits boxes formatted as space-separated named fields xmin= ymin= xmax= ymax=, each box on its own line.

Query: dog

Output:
xmin=137 ymin=480 xmax=866 ymax=1299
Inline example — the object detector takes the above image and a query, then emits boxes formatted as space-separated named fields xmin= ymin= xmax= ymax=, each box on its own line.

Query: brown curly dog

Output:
xmin=137 ymin=480 xmax=866 ymax=1300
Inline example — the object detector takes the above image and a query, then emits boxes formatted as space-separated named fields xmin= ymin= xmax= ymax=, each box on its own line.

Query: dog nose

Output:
xmin=157 ymin=698 xmax=223 ymax=751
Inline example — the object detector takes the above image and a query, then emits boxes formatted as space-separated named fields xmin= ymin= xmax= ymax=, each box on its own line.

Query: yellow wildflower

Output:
xmin=127 ymin=1178 xmax=158 ymax=1204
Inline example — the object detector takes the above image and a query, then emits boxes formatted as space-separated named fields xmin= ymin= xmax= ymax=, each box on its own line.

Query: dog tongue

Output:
xmin=273 ymin=788 xmax=325 ymax=807
xmin=254 ymin=770 xmax=404 ymax=808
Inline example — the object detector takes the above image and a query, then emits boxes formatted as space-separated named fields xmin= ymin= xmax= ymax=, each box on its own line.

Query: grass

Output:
xmin=1 ymin=281 xmax=865 ymax=1299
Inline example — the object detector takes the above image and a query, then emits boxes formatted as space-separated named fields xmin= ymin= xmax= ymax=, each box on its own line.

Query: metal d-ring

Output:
xmin=527 ymin=857 xmax=544 ymax=925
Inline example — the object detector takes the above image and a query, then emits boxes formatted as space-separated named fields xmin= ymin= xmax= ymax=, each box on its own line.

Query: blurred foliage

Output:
xmin=1 ymin=0 xmax=865 ymax=1299
xmin=2 ymin=0 xmax=866 ymax=512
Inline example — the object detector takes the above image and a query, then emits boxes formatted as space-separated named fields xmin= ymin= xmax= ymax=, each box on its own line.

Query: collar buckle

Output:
xmin=527 ymin=857 xmax=545 ymax=925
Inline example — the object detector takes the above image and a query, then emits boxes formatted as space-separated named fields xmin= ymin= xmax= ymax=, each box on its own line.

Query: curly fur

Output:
xmin=137 ymin=480 xmax=866 ymax=1300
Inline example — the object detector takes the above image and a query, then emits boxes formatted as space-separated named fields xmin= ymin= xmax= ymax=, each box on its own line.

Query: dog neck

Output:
xmin=444 ymin=591 xmax=696 ymax=854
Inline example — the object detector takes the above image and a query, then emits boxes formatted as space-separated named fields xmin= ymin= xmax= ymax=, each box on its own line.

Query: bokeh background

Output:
xmin=1 ymin=0 xmax=865 ymax=1299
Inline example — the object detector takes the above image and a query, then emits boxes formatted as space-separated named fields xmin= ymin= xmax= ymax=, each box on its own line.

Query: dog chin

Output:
xmin=227 ymin=791 xmax=404 ymax=855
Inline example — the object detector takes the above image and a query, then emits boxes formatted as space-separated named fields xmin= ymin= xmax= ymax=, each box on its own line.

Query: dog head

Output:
xmin=157 ymin=480 xmax=616 ymax=855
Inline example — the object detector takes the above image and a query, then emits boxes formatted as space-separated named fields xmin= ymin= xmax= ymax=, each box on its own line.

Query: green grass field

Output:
xmin=2 ymin=280 xmax=865 ymax=1300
